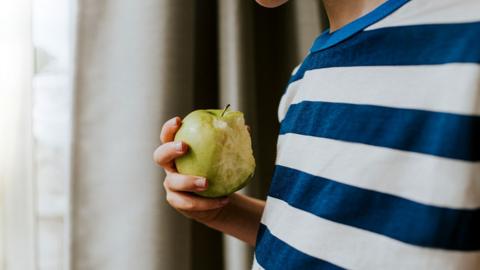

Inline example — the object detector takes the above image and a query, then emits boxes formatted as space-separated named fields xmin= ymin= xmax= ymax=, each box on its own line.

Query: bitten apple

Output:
xmin=174 ymin=105 xmax=255 ymax=197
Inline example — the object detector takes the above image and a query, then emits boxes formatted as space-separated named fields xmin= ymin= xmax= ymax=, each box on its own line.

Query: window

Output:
xmin=0 ymin=0 xmax=74 ymax=269
xmin=33 ymin=0 xmax=75 ymax=268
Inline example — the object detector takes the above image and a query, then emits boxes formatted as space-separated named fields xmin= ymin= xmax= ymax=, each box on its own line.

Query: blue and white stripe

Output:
xmin=254 ymin=0 xmax=480 ymax=268
xmin=257 ymin=197 xmax=480 ymax=270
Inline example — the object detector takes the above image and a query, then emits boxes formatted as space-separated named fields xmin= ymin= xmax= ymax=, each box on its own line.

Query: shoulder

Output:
xmin=366 ymin=0 xmax=480 ymax=31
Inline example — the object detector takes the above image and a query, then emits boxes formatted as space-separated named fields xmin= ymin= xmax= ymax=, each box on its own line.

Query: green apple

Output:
xmin=174 ymin=105 xmax=255 ymax=198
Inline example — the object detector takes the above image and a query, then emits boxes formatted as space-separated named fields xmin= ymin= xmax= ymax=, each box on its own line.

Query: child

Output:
xmin=154 ymin=0 xmax=480 ymax=268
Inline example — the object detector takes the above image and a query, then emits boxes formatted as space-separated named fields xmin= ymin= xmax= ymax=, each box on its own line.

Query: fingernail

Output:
xmin=174 ymin=117 xmax=181 ymax=125
xmin=175 ymin=141 xmax=184 ymax=152
xmin=220 ymin=198 xmax=229 ymax=205
xmin=195 ymin=178 xmax=207 ymax=188
xmin=167 ymin=117 xmax=179 ymax=126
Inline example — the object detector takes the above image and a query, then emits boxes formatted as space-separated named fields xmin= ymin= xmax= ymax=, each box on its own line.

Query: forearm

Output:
xmin=204 ymin=193 xmax=265 ymax=246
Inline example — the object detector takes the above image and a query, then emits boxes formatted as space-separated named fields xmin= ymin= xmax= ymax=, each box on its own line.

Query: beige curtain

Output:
xmin=71 ymin=0 xmax=325 ymax=269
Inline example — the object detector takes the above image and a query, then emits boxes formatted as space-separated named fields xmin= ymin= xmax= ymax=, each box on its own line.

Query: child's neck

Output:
xmin=323 ymin=0 xmax=386 ymax=32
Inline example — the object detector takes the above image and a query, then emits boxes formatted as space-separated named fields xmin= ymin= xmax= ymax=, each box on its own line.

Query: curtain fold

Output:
xmin=71 ymin=0 xmax=323 ymax=269
xmin=0 ymin=0 xmax=36 ymax=268
xmin=218 ymin=1 xmax=256 ymax=270
xmin=72 ymin=0 xmax=195 ymax=269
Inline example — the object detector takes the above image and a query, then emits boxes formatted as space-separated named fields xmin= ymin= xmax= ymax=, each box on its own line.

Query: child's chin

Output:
xmin=255 ymin=0 xmax=289 ymax=8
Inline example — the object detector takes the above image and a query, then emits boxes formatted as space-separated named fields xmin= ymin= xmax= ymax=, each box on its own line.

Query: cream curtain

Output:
xmin=71 ymin=0 xmax=324 ymax=269
xmin=0 ymin=0 xmax=36 ymax=268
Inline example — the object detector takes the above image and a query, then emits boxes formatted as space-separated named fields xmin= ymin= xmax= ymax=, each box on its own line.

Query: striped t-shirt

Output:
xmin=253 ymin=0 xmax=480 ymax=269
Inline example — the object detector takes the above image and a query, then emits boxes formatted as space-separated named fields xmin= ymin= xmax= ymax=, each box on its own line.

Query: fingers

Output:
xmin=161 ymin=117 xmax=181 ymax=143
xmin=165 ymin=172 xmax=208 ymax=192
xmin=153 ymin=141 xmax=188 ymax=171
xmin=158 ymin=116 xmax=231 ymax=212
xmin=163 ymin=172 xmax=230 ymax=211
xmin=154 ymin=116 xmax=185 ymax=172
xmin=165 ymin=190 xmax=229 ymax=211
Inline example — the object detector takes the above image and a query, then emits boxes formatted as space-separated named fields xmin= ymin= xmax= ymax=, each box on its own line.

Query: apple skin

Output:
xmin=174 ymin=109 xmax=255 ymax=197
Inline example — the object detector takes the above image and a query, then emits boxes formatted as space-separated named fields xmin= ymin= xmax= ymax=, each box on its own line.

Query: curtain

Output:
xmin=0 ymin=0 xmax=36 ymax=268
xmin=71 ymin=0 xmax=325 ymax=269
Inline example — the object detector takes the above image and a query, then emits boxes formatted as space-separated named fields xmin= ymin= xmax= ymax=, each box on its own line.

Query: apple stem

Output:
xmin=221 ymin=104 xmax=231 ymax=117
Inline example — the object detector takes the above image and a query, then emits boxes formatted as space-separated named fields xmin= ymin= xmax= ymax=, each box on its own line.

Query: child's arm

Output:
xmin=153 ymin=116 xmax=265 ymax=246
xmin=204 ymin=192 xmax=265 ymax=246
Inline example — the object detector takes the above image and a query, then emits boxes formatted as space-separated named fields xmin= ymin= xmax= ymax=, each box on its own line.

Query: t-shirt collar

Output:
xmin=310 ymin=0 xmax=410 ymax=53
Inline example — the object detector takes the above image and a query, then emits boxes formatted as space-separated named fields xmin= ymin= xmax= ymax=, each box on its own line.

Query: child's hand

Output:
xmin=153 ymin=117 xmax=230 ymax=223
